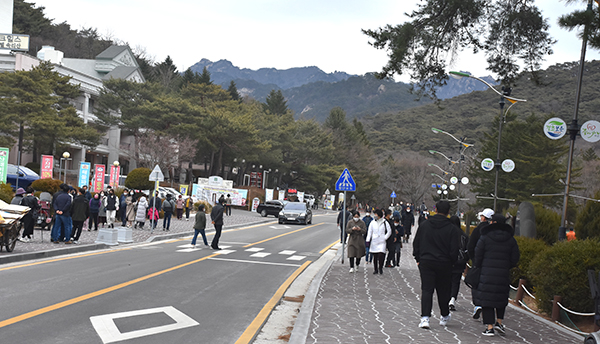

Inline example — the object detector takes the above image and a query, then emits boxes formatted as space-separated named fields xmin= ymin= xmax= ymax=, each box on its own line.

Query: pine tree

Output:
xmin=227 ymin=81 xmax=241 ymax=101
xmin=263 ymin=89 xmax=289 ymax=116
xmin=581 ymin=147 xmax=598 ymax=161
xmin=199 ymin=67 xmax=213 ymax=85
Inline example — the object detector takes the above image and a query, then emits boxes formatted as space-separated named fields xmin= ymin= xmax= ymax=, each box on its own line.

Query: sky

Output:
xmin=32 ymin=0 xmax=600 ymax=82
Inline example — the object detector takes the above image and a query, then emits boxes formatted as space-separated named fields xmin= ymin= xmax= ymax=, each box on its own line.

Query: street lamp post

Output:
xmin=60 ymin=151 xmax=71 ymax=184
xmin=449 ymin=71 xmax=527 ymax=212
xmin=431 ymin=128 xmax=474 ymax=216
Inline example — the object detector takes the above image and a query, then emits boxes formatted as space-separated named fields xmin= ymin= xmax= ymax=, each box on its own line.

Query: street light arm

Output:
xmin=449 ymin=71 xmax=527 ymax=103
xmin=431 ymin=128 xmax=474 ymax=147
xmin=427 ymin=163 xmax=451 ymax=175
xmin=429 ymin=150 xmax=458 ymax=164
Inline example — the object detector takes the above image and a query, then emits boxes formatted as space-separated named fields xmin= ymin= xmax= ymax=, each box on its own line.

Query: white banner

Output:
xmin=297 ymin=191 xmax=305 ymax=203
xmin=265 ymin=188 xmax=274 ymax=202
xmin=278 ymin=190 xmax=286 ymax=200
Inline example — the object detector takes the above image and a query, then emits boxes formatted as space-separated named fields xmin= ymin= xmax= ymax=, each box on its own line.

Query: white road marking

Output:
xmin=245 ymin=247 xmax=264 ymax=252
xmin=279 ymin=250 xmax=296 ymax=255
xmin=269 ymin=225 xmax=290 ymax=229
xmin=214 ymin=249 xmax=236 ymax=255
xmin=208 ymin=257 xmax=301 ymax=267
xmin=90 ymin=306 xmax=198 ymax=343
xmin=176 ymin=244 xmax=193 ymax=248
xmin=287 ymin=255 xmax=306 ymax=261
xmin=249 ymin=252 xmax=272 ymax=258
xmin=176 ymin=248 xmax=202 ymax=253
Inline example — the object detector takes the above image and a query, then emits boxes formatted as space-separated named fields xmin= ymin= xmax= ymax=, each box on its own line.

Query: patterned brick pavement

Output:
xmin=306 ymin=244 xmax=583 ymax=344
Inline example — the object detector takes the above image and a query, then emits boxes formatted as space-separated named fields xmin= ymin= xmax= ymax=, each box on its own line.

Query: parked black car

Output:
xmin=256 ymin=200 xmax=286 ymax=217
xmin=278 ymin=202 xmax=312 ymax=225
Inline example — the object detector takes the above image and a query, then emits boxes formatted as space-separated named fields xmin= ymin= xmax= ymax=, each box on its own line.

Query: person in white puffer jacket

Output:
xmin=365 ymin=208 xmax=392 ymax=275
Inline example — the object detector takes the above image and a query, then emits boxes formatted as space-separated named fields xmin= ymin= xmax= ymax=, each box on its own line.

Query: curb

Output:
xmin=288 ymin=243 xmax=342 ymax=344
xmin=0 ymin=243 xmax=110 ymax=265
xmin=507 ymin=300 xmax=584 ymax=340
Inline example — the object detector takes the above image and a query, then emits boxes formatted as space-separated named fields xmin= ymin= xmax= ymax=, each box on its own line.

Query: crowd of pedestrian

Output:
xmin=339 ymin=199 xmax=521 ymax=338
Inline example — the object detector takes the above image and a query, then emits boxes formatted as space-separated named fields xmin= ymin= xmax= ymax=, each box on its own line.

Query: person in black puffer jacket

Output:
xmin=474 ymin=213 xmax=520 ymax=337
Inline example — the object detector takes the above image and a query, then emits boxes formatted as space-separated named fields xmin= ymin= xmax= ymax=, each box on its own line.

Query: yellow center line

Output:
xmin=0 ymin=252 xmax=221 ymax=329
xmin=234 ymin=261 xmax=312 ymax=344
xmin=243 ymin=223 xmax=323 ymax=248
xmin=319 ymin=240 xmax=340 ymax=254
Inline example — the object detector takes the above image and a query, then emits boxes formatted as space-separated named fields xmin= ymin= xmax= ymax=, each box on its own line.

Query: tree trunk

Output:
xmin=217 ymin=145 xmax=224 ymax=176
xmin=209 ymin=151 xmax=215 ymax=177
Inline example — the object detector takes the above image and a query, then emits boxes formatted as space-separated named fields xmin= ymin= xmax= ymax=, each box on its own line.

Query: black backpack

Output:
xmin=163 ymin=200 xmax=174 ymax=212
xmin=458 ymin=232 xmax=469 ymax=262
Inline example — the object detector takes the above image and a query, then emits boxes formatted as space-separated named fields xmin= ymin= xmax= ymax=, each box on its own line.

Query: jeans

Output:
xmin=394 ymin=242 xmax=402 ymax=267
xmin=185 ymin=207 xmax=191 ymax=219
xmin=418 ymin=260 xmax=452 ymax=317
xmin=211 ymin=224 xmax=222 ymax=248
xmin=163 ymin=212 xmax=172 ymax=229
xmin=52 ymin=214 xmax=72 ymax=242
xmin=121 ymin=207 xmax=127 ymax=226
xmin=191 ymin=228 xmax=208 ymax=246
xmin=226 ymin=205 xmax=231 ymax=216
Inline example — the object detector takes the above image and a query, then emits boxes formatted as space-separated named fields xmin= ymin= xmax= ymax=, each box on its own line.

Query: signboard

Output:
xmin=0 ymin=148 xmax=8 ymax=184
xmin=580 ymin=120 xmax=600 ymax=143
xmin=390 ymin=191 xmax=397 ymax=198
xmin=191 ymin=184 xmax=248 ymax=207
xmin=335 ymin=168 xmax=356 ymax=192
xmin=208 ymin=176 xmax=223 ymax=187
xmin=278 ymin=190 xmax=285 ymax=201
xmin=179 ymin=184 xmax=188 ymax=196
xmin=297 ymin=191 xmax=305 ymax=202
xmin=109 ymin=165 xmax=120 ymax=188
xmin=265 ymin=189 xmax=274 ymax=202
xmin=78 ymin=162 xmax=91 ymax=188
xmin=149 ymin=165 xmax=164 ymax=182
xmin=501 ymin=159 xmax=515 ymax=173
xmin=543 ymin=117 xmax=567 ymax=140
xmin=450 ymin=176 xmax=458 ymax=184
xmin=481 ymin=158 xmax=494 ymax=172
xmin=251 ymin=197 xmax=260 ymax=212
xmin=41 ymin=155 xmax=53 ymax=179
xmin=93 ymin=164 xmax=105 ymax=193
xmin=461 ymin=177 xmax=469 ymax=185
xmin=0 ymin=33 xmax=30 ymax=51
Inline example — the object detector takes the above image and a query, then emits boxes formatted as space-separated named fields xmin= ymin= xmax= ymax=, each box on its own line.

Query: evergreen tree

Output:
xmin=199 ymin=67 xmax=213 ymax=85
xmin=263 ymin=89 xmax=288 ymax=116
xmin=181 ymin=68 xmax=201 ymax=87
xmin=227 ymin=80 xmax=241 ymax=101
xmin=324 ymin=107 xmax=348 ymax=131
xmin=581 ymin=147 xmax=598 ymax=161
xmin=152 ymin=56 xmax=180 ymax=91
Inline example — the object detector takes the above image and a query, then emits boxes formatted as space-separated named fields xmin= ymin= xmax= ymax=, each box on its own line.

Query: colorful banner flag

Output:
xmin=0 ymin=148 xmax=8 ymax=184
xmin=93 ymin=164 xmax=105 ymax=193
xmin=109 ymin=165 xmax=120 ymax=188
xmin=179 ymin=184 xmax=188 ymax=196
xmin=41 ymin=155 xmax=53 ymax=179
xmin=78 ymin=162 xmax=91 ymax=188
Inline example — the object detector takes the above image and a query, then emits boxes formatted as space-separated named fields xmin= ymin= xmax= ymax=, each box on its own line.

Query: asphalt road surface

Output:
xmin=0 ymin=213 xmax=339 ymax=344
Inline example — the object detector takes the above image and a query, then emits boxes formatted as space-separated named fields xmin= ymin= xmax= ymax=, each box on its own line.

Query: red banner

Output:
xmin=41 ymin=155 xmax=53 ymax=179
xmin=93 ymin=164 xmax=105 ymax=193
xmin=109 ymin=165 xmax=120 ymax=188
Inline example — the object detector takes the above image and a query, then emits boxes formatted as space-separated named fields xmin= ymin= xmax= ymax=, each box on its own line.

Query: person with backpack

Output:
xmin=104 ymin=189 xmax=119 ymax=229
xmin=71 ymin=188 xmax=90 ymax=244
xmin=19 ymin=187 xmax=39 ymax=242
xmin=162 ymin=194 xmax=175 ymax=231
xmin=449 ymin=215 xmax=469 ymax=311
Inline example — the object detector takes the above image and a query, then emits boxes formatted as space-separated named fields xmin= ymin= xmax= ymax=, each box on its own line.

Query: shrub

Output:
xmin=0 ymin=182 xmax=13 ymax=203
xmin=124 ymin=168 xmax=154 ymax=191
xmin=193 ymin=200 xmax=212 ymax=213
xmin=528 ymin=239 xmax=600 ymax=314
xmin=511 ymin=236 xmax=548 ymax=287
xmin=574 ymin=190 xmax=600 ymax=240
xmin=533 ymin=203 xmax=560 ymax=245
xmin=31 ymin=178 xmax=63 ymax=194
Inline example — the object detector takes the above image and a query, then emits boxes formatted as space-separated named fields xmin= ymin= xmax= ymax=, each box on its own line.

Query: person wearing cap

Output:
xmin=11 ymin=187 xmax=26 ymax=205
xmin=468 ymin=208 xmax=494 ymax=319
xmin=474 ymin=213 xmax=520 ymax=336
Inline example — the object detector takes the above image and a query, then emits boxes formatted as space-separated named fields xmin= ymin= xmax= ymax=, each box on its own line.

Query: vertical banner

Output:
xmin=109 ymin=165 xmax=120 ymax=188
xmin=297 ymin=191 xmax=305 ymax=203
xmin=93 ymin=164 xmax=105 ymax=193
xmin=41 ymin=155 xmax=54 ymax=179
xmin=0 ymin=147 xmax=8 ymax=184
xmin=265 ymin=188 xmax=273 ymax=202
xmin=278 ymin=190 xmax=285 ymax=201
xmin=78 ymin=162 xmax=91 ymax=188
xmin=179 ymin=184 xmax=188 ymax=195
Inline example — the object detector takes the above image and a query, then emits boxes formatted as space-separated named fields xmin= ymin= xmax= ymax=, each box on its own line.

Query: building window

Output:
xmin=89 ymin=98 xmax=95 ymax=114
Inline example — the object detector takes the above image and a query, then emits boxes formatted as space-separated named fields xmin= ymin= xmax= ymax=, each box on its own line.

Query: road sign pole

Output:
xmin=342 ymin=190 xmax=346 ymax=265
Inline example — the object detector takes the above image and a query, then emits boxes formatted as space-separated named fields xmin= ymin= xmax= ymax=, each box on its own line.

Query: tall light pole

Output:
xmin=449 ymin=71 xmax=527 ymax=212
xmin=60 ymin=151 xmax=71 ymax=184
xmin=431 ymin=127 xmax=474 ymax=216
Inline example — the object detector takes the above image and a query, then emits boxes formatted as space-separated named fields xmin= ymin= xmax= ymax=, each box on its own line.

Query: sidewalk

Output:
xmin=302 ymin=243 xmax=583 ymax=344
xmin=0 ymin=208 xmax=271 ymax=263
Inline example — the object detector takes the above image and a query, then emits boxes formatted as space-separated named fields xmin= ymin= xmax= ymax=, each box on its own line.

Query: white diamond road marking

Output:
xmin=215 ymin=249 xmax=236 ymax=255
xmin=245 ymin=248 xmax=264 ymax=252
xmin=279 ymin=250 xmax=296 ymax=255
xmin=286 ymin=255 xmax=306 ymax=261
xmin=90 ymin=306 xmax=198 ymax=344
xmin=250 ymin=252 xmax=272 ymax=258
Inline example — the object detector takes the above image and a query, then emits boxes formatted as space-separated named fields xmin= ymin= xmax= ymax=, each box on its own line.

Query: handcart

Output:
xmin=0 ymin=200 xmax=29 ymax=252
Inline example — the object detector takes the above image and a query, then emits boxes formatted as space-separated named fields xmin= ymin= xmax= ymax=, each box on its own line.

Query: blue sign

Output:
xmin=78 ymin=162 xmax=91 ymax=188
xmin=431 ymin=184 xmax=437 ymax=188
xmin=335 ymin=168 xmax=356 ymax=192
xmin=390 ymin=191 xmax=397 ymax=198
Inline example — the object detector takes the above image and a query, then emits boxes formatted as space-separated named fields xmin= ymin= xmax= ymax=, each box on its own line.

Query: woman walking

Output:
xmin=126 ymin=191 xmax=136 ymax=227
xmin=474 ymin=214 xmax=520 ymax=336
xmin=176 ymin=195 xmax=184 ymax=220
xmin=134 ymin=194 xmax=148 ymax=229
xmin=346 ymin=210 xmax=366 ymax=273
xmin=365 ymin=209 xmax=392 ymax=275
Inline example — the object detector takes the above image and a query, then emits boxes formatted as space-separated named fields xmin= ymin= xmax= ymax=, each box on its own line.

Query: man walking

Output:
xmin=162 ymin=194 xmax=175 ymax=231
xmin=52 ymin=184 xmax=73 ymax=244
xmin=413 ymin=200 xmax=461 ymax=329
xmin=210 ymin=198 xmax=225 ymax=250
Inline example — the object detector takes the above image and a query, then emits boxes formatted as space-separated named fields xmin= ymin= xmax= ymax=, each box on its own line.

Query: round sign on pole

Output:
xmin=461 ymin=177 xmax=469 ymax=185
xmin=580 ymin=120 xmax=600 ymax=143
xmin=437 ymin=190 xmax=442 ymax=194
xmin=501 ymin=159 xmax=515 ymax=173
xmin=481 ymin=158 xmax=494 ymax=172
xmin=543 ymin=117 xmax=567 ymax=140
xmin=450 ymin=176 xmax=458 ymax=184
xmin=441 ymin=184 xmax=448 ymax=190
xmin=449 ymin=184 xmax=456 ymax=191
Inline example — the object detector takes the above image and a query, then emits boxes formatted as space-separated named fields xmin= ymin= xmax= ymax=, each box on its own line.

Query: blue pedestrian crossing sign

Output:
xmin=335 ymin=168 xmax=356 ymax=192
xmin=390 ymin=191 xmax=397 ymax=198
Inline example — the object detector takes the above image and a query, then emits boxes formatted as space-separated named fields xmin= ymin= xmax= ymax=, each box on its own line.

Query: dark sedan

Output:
xmin=7 ymin=164 xmax=40 ymax=190
xmin=257 ymin=200 xmax=286 ymax=218
xmin=278 ymin=202 xmax=312 ymax=225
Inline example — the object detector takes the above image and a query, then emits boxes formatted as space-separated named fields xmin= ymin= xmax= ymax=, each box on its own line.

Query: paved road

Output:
xmin=0 ymin=213 xmax=339 ymax=344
